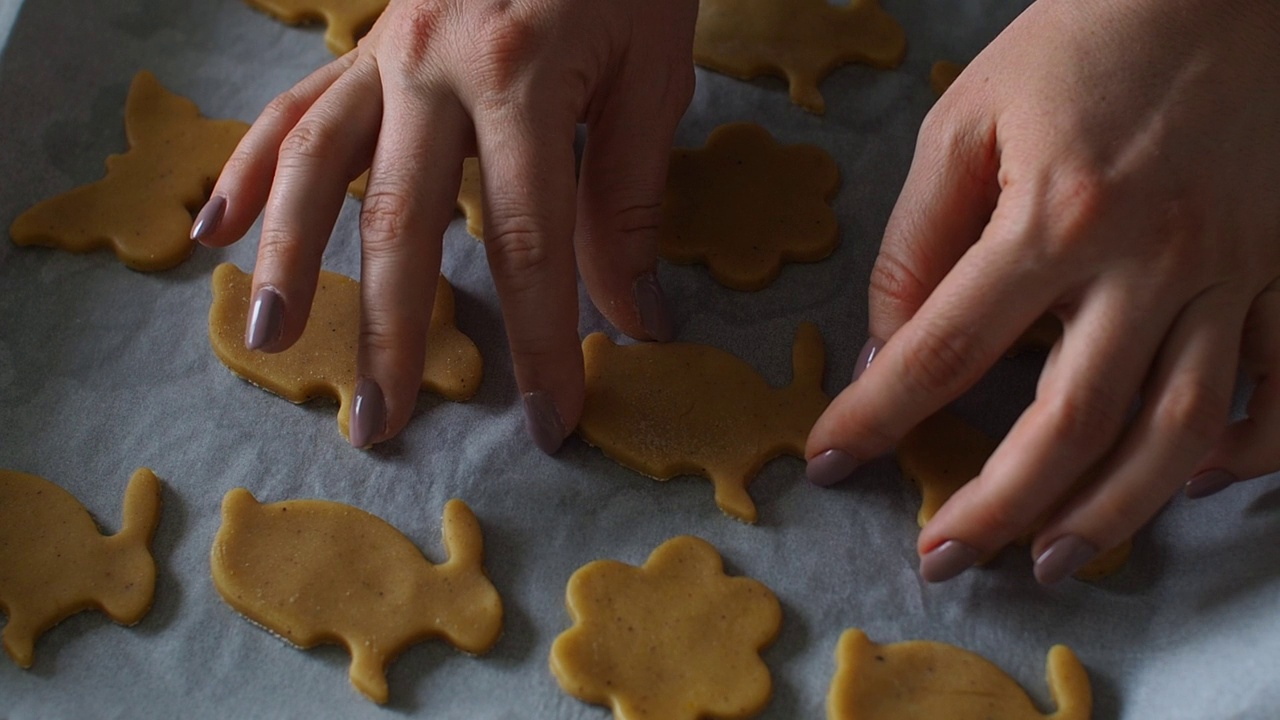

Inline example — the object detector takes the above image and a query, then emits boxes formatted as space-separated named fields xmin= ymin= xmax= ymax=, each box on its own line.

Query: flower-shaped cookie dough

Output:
xmin=659 ymin=123 xmax=839 ymax=291
xmin=551 ymin=536 xmax=782 ymax=720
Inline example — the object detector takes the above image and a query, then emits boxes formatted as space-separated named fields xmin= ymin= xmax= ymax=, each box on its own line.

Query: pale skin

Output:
xmin=193 ymin=0 xmax=1280 ymax=585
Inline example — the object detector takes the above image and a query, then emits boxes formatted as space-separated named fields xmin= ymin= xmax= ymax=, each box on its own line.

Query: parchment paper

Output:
xmin=1 ymin=1 xmax=1277 ymax=718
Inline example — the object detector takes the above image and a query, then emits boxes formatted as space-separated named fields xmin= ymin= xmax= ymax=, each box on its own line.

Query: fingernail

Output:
xmin=632 ymin=272 xmax=674 ymax=342
xmin=1033 ymin=534 xmax=1098 ymax=586
xmin=523 ymin=391 xmax=566 ymax=455
xmin=1184 ymin=469 xmax=1238 ymax=499
xmin=851 ymin=336 xmax=884 ymax=383
xmin=245 ymin=286 xmax=285 ymax=351
xmin=191 ymin=195 xmax=226 ymax=244
xmin=806 ymin=449 xmax=860 ymax=487
xmin=919 ymin=540 xmax=981 ymax=583
xmin=350 ymin=377 xmax=387 ymax=449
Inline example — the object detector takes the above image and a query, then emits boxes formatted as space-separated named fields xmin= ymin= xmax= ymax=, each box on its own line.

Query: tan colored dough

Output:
xmin=208 ymin=263 xmax=482 ymax=442
xmin=659 ymin=123 xmax=840 ymax=291
xmin=9 ymin=71 xmax=247 ymax=271
xmin=930 ymin=60 xmax=965 ymax=95
xmin=827 ymin=629 xmax=1091 ymax=720
xmin=243 ymin=0 xmax=386 ymax=55
xmin=694 ymin=0 xmax=906 ymax=114
xmin=0 ymin=468 xmax=161 ymax=668
xmin=347 ymin=157 xmax=484 ymax=240
xmin=578 ymin=323 xmax=829 ymax=523
xmin=211 ymin=490 xmax=502 ymax=704
xmin=1009 ymin=314 xmax=1064 ymax=356
xmin=551 ymin=536 xmax=781 ymax=720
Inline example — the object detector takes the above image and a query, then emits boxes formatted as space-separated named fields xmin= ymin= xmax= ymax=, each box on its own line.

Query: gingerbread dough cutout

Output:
xmin=896 ymin=410 xmax=1132 ymax=580
xmin=347 ymin=157 xmax=484 ymax=240
xmin=659 ymin=123 xmax=840 ymax=291
xmin=828 ymin=629 xmax=1091 ymax=720
xmin=578 ymin=323 xmax=830 ymax=523
xmin=930 ymin=60 xmax=965 ymax=95
xmin=1 ymin=468 xmax=161 ymax=668
xmin=551 ymin=536 xmax=781 ymax=720
xmin=10 ymin=71 xmax=248 ymax=271
xmin=694 ymin=0 xmax=906 ymax=114
xmin=208 ymin=263 xmax=482 ymax=441
xmin=211 ymin=490 xmax=503 ymax=704
xmin=244 ymin=0 xmax=387 ymax=55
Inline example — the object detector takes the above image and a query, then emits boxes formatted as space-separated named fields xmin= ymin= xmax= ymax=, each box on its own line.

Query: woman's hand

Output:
xmin=807 ymin=0 xmax=1280 ymax=584
xmin=193 ymin=0 xmax=697 ymax=451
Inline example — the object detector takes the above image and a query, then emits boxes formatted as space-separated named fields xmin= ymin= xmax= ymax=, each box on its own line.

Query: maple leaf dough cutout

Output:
xmin=694 ymin=0 xmax=906 ymax=114
xmin=9 ymin=71 xmax=248 ymax=271
xmin=578 ymin=323 xmax=830 ymax=523
xmin=551 ymin=536 xmax=782 ymax=720
xmin=1 ymin=468 xmax=161 ymax=668
xmin=208 ymin=263 xmax=482 ymax=442
xmin=659 ymin=123 xmax=840 ymax=291
xmin=897 ymin=410 xmax=1132 ymax=581
xmin=347 ymin=157 xmax=485 ymax=240
xmin=827 ymin=629 xmax=1091 ymax=720
xmin=243 ymin=0 xmax=387 ymax=56
xmin=211 ymin=490 xmax=502 ymax=704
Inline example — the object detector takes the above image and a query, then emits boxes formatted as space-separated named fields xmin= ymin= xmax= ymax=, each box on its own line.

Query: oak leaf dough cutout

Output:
xmin=208 ymin=263 xmax=482 ymax=443
xmin=694 ymin=0 xmax=906 ymax=114
xmin=827 ymin=629 xmax=1091 ymax=720
xmin=551 ymin=536 xmax=781 ymax=720
xmin=897 ymin=410 xmax=1131 ymax=581
xmin=660 ymin=123 xmax=840 ymax=291
xmin=578 ymin=323 xmax=830 ymax=523
xmin=10 ymin=71 xmax=248 ymax=271
xmin=1 ymin=468 xmax=162 ymax=668
xmin=348 ymin=157 xmax=484 ymax=240
xmin=244 ymin=0 xmax=386 ymax=55
xmin=211 ymin=490 xmax=503 ymax=704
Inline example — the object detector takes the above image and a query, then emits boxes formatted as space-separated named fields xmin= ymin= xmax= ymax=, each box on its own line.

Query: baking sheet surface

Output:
xmin=1 ymin=1 xmax=1277 ymax=718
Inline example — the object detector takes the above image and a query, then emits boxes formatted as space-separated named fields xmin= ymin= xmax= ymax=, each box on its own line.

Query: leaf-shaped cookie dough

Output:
xmin=660 ymin=123 xmax=839 ymax=291
xmin=694 ymin=0 xmax=906 ymax=114
xmin=244 ymin=0 xmax=387 ymax=55
xmin=208 ymin=263 xmax=482 ymax=442
xmin=551 ymin=536 xmax=781 ymax=720
xmin=10 ymin=71 xmax=247 ymax=271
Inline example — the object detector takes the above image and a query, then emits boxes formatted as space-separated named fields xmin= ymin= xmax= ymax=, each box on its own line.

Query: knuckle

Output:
xmin=255 ymin=227 xmax=303 ymax=268
xmin=970 ymin=495 xmax=1029 ymax=544
xmin=898 ymin=323 xmax=983 ymax=398
xmin=1155 ymin=376 xmax=1229 ymax=443
xmin=359 ymin=189 xmax=413 ymax=251
xmin=486 ymin=217 xmax=550 ymax=278
xmin=1044 ymin=385 xmax=1127 ymax=452
xmin=868 ymin=249 xmax=930 ymax=315
xmin=262 ymin=89 xmax=311 ymax=126
xmin=277 ymin=122 xmax=331 ymax=167
xmin=1040 ymin=166 xmax=1110 ymax=258
xmin=468 ymin=11 xmax=541 ymax=95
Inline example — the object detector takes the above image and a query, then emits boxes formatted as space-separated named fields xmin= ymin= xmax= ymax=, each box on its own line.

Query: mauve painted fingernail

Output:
xmin=1034 ymin=535 xmax=1098 ymax=586
xmin=349 ymin=377 xmax=387 ymax=449
xmin=523 ymin=391 xmax=566 ymax=455
xmin=919 ymin=540 xmax=981 ymax=583
xmin=851 ymin=336 xmax=884 ymax=383
xmin=191 ymin=195 xmax=226 ymax=243
xmin=806 ymin=449 xmax=859 ymax=487
xmin=245 ymin=286 xmax=284 ymax=351
xmin=633 ymin=272 xmax=674 ymax=343
xmin=1185 ymin=469 xmax=1238 ymax=499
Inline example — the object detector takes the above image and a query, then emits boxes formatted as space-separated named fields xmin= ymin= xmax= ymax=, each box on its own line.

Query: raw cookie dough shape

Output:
xmin=244 ymin=0 xmax=387 ymax=55
xmin=896 ymin=410 xmax=1132 ymax=580
xmin=694 ymin=0 xmax=906 ymax=114
xmin=0 ymin=468 xmax=161 ymax=668
xmin=208 ymin=263 xmax=482 ymax=442
xmin=551 ymin=535 xmax=782 ymax=720
xmin=9 ymin=71 xmax=248 ymax=271
xmin=930 ymin=60 xmax=965 ymax=95
xmin=659 ymin=123 xmax=840 ymax=291
xmin=348 ymin=157 xmax=485 ymax=240
xmin=578 ymin=323 xmax=830 ymax=523
xmin=211 ymin=490 xmax=503 ymax=704
xmin=827 ymin=629 xmax=1091 ymax=720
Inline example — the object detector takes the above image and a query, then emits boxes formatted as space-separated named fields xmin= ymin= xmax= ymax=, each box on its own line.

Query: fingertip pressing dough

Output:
xmin=659 ymin=123 xmax=840 ymax=291
xmin=1 ymin=468 xmax=162 ymax=668
xmin=9 ymin=71 xmax=248 ymax=271
xmin=577 ymin=323 xmax=830 ymax=523
xmin=550 ymin=536 xmax=782 ymax=720
xmin=930 ymin=60 xmax=965 ymax=95
xmin=208 ymin=263 xmax=482 ymax=441
xmin=694 ymin=0 xmax=906 ymax=114
xmin=347 ymin=157 xmax=484 ymax=240
xmin=211 ymin=490 xmax=503 ymax=704
xmin=827 ymin=629 xmax=1091 ymax=720
xmin=243 ymin=0 xmax=387 ymax=55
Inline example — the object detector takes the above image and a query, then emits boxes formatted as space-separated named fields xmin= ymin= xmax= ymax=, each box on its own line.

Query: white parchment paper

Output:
xmin=1 ymin=1 xmax=1277 ymax=718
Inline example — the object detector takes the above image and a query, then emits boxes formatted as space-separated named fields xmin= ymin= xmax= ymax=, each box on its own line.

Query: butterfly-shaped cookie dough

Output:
xmin=244 ymin=0 xmax=387 ymax=55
